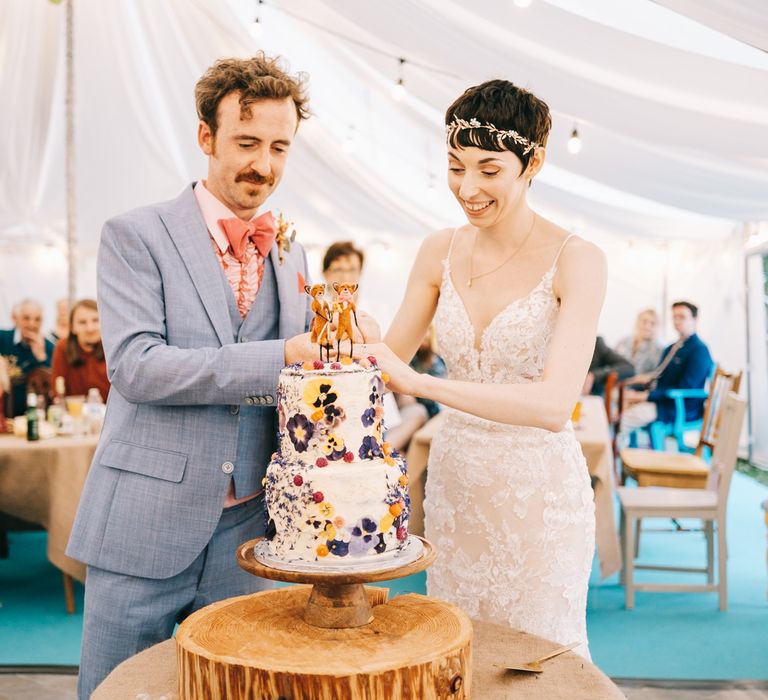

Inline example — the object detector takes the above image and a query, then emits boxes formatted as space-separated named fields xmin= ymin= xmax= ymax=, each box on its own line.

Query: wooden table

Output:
xmin=405 ymin=396 xmax=621 ymax=579
xmin=0 ymin=434 xmax=98 ymax=584
xmin=94 ymin=603 xmax=624 ymax=699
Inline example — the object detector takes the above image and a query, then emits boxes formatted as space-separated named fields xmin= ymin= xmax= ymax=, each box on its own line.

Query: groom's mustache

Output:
xmin=236 ymin=172 xmax=275 ymax=186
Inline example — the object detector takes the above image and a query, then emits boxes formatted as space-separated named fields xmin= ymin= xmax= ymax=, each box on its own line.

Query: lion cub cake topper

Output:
xmin=332 ymin=282 xmax=360 ymax=359
xmin=304 ymin=284 xmax=333 ymax=363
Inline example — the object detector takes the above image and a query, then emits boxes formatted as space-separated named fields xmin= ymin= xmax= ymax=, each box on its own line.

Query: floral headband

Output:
xmin=445 ymin=116 xmax=540 ymax=155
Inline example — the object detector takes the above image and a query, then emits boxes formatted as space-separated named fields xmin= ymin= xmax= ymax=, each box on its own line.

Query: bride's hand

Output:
xmin=358 ymin=342 xmax=422 ymax=396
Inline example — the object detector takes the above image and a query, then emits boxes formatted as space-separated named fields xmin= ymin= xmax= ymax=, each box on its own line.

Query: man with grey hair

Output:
xmin=0 ymin=299 xmax=55 ymax=416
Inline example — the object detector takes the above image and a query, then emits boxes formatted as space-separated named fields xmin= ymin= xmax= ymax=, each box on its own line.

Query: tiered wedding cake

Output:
xmin=264 ymin=359 xmax=411 ymax=568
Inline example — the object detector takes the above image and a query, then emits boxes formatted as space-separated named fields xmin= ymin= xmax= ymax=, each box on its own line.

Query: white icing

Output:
xmin=267 ymin=362 xmax=411 ymax=567
xmin=277 ymin=363 xmax=385 ymax=464
xmin=265 ymin=454 xmax=409 ymax=564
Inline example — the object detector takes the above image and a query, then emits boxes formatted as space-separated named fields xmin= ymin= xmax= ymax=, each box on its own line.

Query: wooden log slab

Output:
xmin=176 ymin=586 xmax=472 ymax=699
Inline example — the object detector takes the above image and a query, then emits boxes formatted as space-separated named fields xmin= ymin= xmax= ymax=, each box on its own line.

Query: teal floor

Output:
xmin=1 ymin=471 xmax=766 ymax=678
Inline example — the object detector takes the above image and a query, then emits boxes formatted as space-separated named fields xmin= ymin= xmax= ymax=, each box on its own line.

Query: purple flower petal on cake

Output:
xmin=361 ymin=407 xmax=376 ymax=427
xmin=286 ymin=414 xmax=313 ymax=452
xmin=327 ymin=539 xmax=350 ymax=557
xmin=348 ymin=533 xmax=375 ymax=556
xmin=358 ymin=435 xmax=383 ymax=460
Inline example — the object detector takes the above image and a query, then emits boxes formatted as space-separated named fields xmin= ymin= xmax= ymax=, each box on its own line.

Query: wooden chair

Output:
xmin=601 ymin=371 xmax=621 ymax=482
xmin=621 ymin=367 xmax=742 ymax=488
xmin=618 ymin=393 xmax=746 ymax=610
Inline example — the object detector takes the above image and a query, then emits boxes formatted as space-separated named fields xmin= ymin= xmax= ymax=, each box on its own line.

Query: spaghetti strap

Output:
xmin=551 ymin=233 xmax=576 ymax=271
xmin=445 ymin=227 xmax=459 ymax=265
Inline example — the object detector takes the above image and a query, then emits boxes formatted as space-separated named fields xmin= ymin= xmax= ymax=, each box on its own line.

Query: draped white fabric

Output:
xmin=2 ymin=0 xmax=766 ymax=254
xmin=653 ymin=0 xmax=768 ymax=53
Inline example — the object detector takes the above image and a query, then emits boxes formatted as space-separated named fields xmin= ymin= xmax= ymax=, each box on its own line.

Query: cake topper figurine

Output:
xmin=305 ymin=284 xmax=333 ymax=363
xmin=332 ymin=282 xmax=360 ymax=359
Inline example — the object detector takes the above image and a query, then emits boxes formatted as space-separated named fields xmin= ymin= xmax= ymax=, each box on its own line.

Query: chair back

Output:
xmin=697 ymin=367 xmax=743 ymax=455
xmin=707 ymin=393 xmax=746 ymax=511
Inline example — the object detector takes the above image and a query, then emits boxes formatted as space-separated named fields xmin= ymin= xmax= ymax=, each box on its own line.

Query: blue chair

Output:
xmin=647 ymin=386 xmax=710 ymax=452
xmin=627 ymin=364 xmax=716 ymax=453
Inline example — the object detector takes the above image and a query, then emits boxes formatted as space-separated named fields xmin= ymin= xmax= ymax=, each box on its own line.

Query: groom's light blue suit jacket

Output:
xmin=67 ymin=185 xmax=312 ymax=579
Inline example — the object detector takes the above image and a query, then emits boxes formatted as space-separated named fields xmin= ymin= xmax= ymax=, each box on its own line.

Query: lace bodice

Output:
xmin=424 ymin=232 xmax=594 ymax=659
xmin=434 ymin=257 xmax=559 ymax=385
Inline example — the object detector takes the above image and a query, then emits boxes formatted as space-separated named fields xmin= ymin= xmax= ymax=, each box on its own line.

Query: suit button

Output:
xmin=245 ymin=397 xmax=255 ymax=406
xmin=258 ymin=396 xmax=267 ymax=405
xmin=221 ymin=461 xmax=234 ymax=474
xmin=265 ymin=395 xmax=274 ymax=405
xmin=230 ymin=405 xmax=240 ymax=415
xmin=240 ymin=337 xmax=248 ymax=343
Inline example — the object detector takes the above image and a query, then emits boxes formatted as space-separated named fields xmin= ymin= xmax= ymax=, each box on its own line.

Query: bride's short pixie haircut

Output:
xmin=445 ymin=79 xmax=552 ymax=170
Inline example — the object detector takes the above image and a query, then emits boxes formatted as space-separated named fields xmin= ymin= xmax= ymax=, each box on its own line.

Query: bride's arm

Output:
xmin=369 ymin=238 xmax=606 ymax=432
xmin=383 ymin=229 xmax=449 ymax=362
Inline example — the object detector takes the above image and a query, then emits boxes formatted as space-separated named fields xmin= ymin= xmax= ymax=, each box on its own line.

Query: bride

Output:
xmin=365 ymin=80 xmax=605 ymax=658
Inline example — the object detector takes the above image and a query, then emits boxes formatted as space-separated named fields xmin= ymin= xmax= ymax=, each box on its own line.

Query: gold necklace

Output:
xmin=467 ymin=213 xmax=537 ymax=288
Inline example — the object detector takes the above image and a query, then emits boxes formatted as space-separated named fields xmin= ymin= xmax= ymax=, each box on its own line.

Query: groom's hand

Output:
xmin=354 ymin=310 xmax=381 ymax=344
xmin=285 ymin=332 xmax=324 ymax=365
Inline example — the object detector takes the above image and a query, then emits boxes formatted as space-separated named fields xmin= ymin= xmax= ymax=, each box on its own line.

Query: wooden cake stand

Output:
xmin=176 ymin=536 xmax=473 ymax=699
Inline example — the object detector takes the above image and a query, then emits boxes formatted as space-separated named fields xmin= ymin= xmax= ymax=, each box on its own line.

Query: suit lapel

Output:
xmin=160 ymin=186 xmax=234 ymax=347
xmin=269 ymin=246 xmax=302 ymax=339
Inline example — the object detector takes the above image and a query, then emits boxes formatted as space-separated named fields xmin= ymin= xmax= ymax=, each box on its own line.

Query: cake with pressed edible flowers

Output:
xmin=262 ymin=358 xmax=414 ymax=569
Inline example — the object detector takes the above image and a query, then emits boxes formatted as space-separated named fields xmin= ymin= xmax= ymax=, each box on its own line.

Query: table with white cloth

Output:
xmin=0 ymin=433 xmax=98 ymax=582
xmin=405 ymin=395 xmax=621 ymax=579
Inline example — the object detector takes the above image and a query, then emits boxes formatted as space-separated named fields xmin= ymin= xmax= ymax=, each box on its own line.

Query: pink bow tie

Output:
xmin=218 ymin=211 xmax=276 ymax=261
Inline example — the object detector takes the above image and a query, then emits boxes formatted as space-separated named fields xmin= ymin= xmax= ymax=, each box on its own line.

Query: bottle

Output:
xmin=84 ymin=387 xmax=105 ymax=434
xmin=26 ymin=392 xmax=39 ymax=441
xmin=47 ymin=376 xmax=66 ymax=429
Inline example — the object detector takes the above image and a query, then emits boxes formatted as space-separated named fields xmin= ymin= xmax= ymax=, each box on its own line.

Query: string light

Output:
xmin=567 ymin=125 xmax=582 ymax=154
xmin=250 ymin=0 xmax=264 ymax=38
xmin=513 ymin=0 xmax=533 ymax=6
xmin=391 ymin=58 xmax=406 ymax=101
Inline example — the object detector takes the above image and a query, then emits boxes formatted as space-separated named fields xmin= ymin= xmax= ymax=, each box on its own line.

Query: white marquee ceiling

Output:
xmin=1 ymin=0 xmax=767 ymax=255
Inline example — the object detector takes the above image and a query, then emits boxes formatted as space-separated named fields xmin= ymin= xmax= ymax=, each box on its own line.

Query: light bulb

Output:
xmin=391 ymin=79 xmax=406 ymax=101
xmin=567 ymin=128 xmax=582 ymax=154
xmin=513 ymin=0 xmax=533 ymax=7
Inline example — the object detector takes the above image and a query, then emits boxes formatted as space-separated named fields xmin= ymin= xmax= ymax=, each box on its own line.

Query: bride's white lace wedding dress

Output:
xmin=426 ymin=232 xmax=595 ymax=659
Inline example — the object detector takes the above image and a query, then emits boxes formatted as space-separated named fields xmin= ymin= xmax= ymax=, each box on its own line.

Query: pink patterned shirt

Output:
xmin=193 ymin=181 xmax=266 ymax=318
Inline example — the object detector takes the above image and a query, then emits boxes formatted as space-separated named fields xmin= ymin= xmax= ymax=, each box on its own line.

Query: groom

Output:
xmin=67 ymin=54 xmax=375 ymax=698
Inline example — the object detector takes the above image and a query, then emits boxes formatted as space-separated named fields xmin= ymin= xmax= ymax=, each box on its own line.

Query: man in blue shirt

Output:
xmin=0 ymin=299 xmax=55 ymax=416
xmin=620 ymin=300 xmax=713 ymax=433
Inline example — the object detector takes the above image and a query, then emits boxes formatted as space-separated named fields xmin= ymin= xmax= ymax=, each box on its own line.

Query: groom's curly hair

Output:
xmin=446 ymin=79 xmax=551 ymax=172
xmin=195 ymin=53 xmax=310 ymax=135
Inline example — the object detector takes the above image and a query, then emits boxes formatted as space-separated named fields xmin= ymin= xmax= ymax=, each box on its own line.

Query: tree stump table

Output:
xmin=176 ymin=536 xmax=472 ymax=699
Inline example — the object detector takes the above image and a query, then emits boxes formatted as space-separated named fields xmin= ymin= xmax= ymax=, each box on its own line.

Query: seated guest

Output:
xmin=0 ymin=299 xmax=55 ymax=416
xmin=615 ymin=308 xmax=663 ymax=375
xmin=409 ymin=328 xmax=447 ymax=418
xmin=583 ymin=336 xmax=634 ymax=396
xmin=47 ymin=298 xmax=70 ymax=345
xmin=620 ymin=301 xmax=712 ymax=435
xmin=51 ymin=299 xmax=110 ymax=401
xmin=322 ymin=240 xmax=365 ymax=300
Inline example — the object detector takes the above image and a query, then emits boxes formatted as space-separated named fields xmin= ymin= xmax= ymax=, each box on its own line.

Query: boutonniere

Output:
xmin=275 ymin=213 xmax=297 ymax=265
